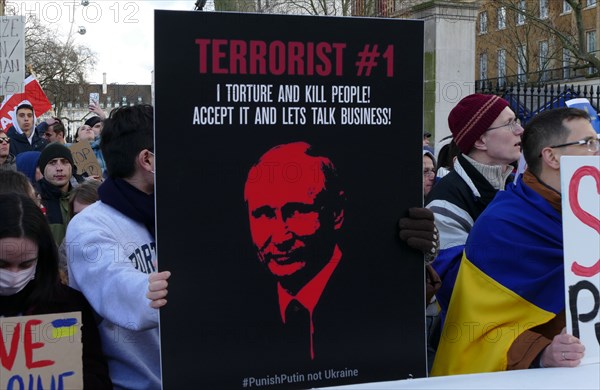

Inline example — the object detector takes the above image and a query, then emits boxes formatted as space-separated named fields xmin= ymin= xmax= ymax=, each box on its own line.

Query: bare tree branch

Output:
xmin=23 ymin=15 xmax=97 ymax=117
xmin=495 ymin=0 xmax=599 ymax=77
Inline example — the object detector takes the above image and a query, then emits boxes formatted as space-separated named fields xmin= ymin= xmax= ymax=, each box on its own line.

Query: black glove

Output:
xmin=398 ymin=207 xmax=439 ymax=264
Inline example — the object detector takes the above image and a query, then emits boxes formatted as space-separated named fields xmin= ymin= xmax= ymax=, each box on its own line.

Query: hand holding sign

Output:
xmin=69 ymin=140 xmax=102 ymax=178
xmin=540 ymin=328 xmax=586 ymax=368
xmin=147 ymin=269 xmax=171 ymax=309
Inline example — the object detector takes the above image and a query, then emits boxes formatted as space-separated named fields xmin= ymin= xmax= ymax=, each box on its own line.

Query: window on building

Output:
xmin=498 ymin=49 xmax=507 ymax=86
xmin=497 ymin=7 xmax=506 ymax=30
xmin=479 ymin=53 xmax=488 ymax=80
xmin=587 ymin=30 xmax=597 ymax=74
xmin=517 ymin=44 xmax=527 ymax=83
xmin=587 ymin=0 xmax=597 ymax=7
xmin=479 ymin=11 xmax=488 ymax=34
xmin=75 ymin=103 xmax=80 ymax=109
xmin=517 ymin=0 xmax=526 ymax=25
xmin=539 ymin=0 xmax=548 ymax=18
xmin=563 ymin=49 xmax=571 ymax=79
xmin=563 ymin=1 xmax=572 ymax=13
xmin=539 ymin=40 xmax=549 ymax=81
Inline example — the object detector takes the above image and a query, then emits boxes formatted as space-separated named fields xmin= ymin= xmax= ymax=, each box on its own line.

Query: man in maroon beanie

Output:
xmin=427 ymin=93 xmax=522 ymax=250
xmin=409 ymin=93 xmax=523 ymax=369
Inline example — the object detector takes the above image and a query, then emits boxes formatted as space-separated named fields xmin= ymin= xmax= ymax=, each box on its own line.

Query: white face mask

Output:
xmin=0 ymin=264 xmax=36 ymax=296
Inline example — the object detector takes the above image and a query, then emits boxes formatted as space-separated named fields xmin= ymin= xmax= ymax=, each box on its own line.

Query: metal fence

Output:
xmin=476 ymin=81 xmax=600 ymax=125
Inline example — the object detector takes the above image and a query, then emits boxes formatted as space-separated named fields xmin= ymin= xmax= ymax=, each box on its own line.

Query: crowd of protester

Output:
xmin=1 ymin=93 xmax=598 ymax=388
xmin=401 ymin=94 xmax=598 ymax=376
xmin=1 ymin=102 xmax=170 ymax=389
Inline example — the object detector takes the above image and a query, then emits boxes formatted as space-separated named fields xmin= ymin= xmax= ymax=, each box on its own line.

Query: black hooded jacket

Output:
xmin=6 ymin=125 xmax=47 ymax=156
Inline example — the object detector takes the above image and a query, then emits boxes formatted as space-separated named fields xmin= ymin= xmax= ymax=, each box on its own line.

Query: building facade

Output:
xmin=44 ymin=83 xmax=152 ymax=142
xmin=475 ymin=0 xmax=598 ymax=86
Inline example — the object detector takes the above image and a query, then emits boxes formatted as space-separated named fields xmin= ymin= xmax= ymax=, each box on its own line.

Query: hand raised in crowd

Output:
xmin=147 ymin=270 xmax=171 ymax=309
xmin=540 ymin=328 xmax=585 ymax=367
xmin=85 ymin=175 xmax=104 ymax=182
xmin=88 ymin=100 xmax=107 ymax=119
xmin=398 ymin=207 xmax=439 ymax=264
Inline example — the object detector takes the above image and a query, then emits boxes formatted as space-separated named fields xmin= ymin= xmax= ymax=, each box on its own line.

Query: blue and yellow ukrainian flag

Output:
xmin=431 ymin=180 xmax=565 ymax=376
xmin=51 ymin=317 xmax=79 ymax=339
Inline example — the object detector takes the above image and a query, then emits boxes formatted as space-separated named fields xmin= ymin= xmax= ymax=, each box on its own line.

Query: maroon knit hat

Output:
xmin=448 ymin=94 xmax=509 ymax=154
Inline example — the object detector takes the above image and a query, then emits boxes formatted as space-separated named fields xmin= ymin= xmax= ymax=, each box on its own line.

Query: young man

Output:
xmin=37 ymin=143 xmax=76 ymax=244
xmin=6 ymin=102 xmax=47 ymax=155
xmin=42 ymin=118 xmax=68 ymax=145
xmin=66 ymin=105 xmax=170 ymax=390
xmin=0 ymin=130 xmax=16 ymax=170
xmin=432 ymin=107 xmax=595 ymax=375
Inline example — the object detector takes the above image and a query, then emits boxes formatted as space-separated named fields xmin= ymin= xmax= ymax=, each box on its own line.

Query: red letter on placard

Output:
xmin=0 ymin=323 xmax=20 ymax=370
xmin=24 ymin=319 xmax=54 ymax=369
xmin=196 ymin=38 xmax=210 ymax=74
xmin=569 ymin=165 xmax=600 ymax=277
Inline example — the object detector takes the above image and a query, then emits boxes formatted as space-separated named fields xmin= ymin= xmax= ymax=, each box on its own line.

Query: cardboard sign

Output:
xmin=0 ymin=16 xmax=25 ymax=95
xmin=561 ymin=156 xmax=600 ymax=365
xmin=69 ymin=140 xmax=102 ymax=178
xmin=0 ymin=311 xmax=83 ymax=389
xmin=155 ymin=10 xmax=425 ymax=389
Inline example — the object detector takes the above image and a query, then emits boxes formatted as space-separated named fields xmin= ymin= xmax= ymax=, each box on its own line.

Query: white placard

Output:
xmin=0 ymin=15 xmax=25 ymax=95
xmin=561 ymin=156 xmax=600 ymax=365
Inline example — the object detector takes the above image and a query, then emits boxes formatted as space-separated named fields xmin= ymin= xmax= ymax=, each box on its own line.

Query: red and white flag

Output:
xmin=0 ymin=75 xmax=52 ymax=130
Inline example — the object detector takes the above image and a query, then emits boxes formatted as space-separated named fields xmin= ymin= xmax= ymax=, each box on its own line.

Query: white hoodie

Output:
xmin=66 ymin=200 xmax=161 ymax=390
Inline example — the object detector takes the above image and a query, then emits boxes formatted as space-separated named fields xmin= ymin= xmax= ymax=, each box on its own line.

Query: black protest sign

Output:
xmin=155 ymin=10 xmax=425 ymax=389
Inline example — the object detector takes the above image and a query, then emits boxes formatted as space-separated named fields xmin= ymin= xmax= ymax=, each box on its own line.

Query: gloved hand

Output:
xmin=398 ymin=207 xmax=439 ymax=264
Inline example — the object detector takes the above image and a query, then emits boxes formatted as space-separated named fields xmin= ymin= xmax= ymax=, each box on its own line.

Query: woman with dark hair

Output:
xmin=435 ymin=137 xmax=460 ymax=179
xmin=0 ymin=193 xmax=112 ymax=389
xmin=0 ymin=169 xmax=38 ymax=201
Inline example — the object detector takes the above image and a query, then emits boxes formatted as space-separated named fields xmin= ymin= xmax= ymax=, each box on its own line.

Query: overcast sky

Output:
xmin=10 ymin=1 xmax=216 ymax=85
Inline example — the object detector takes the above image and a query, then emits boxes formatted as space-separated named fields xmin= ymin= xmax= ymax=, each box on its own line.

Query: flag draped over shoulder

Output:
xmin=0 ymin=75 xmax=52 ymax=130
xmin=432 ymin=245 xmax=464 ymax=322
xmin=431 ymin=179 xmax=565 ymax=376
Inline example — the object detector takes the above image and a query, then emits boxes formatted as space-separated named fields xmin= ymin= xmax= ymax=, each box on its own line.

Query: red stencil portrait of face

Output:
xmin=244 ymin=142 xmax=347 ymax=359
xmin=244 ymin=142 xmax=345 ymax=296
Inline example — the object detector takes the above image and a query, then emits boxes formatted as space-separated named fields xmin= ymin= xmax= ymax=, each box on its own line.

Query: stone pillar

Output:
xmin=404 ymin=0 xmax=479 ymax=150
xmin=596 ymin=4 xmax=599 ymax=58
